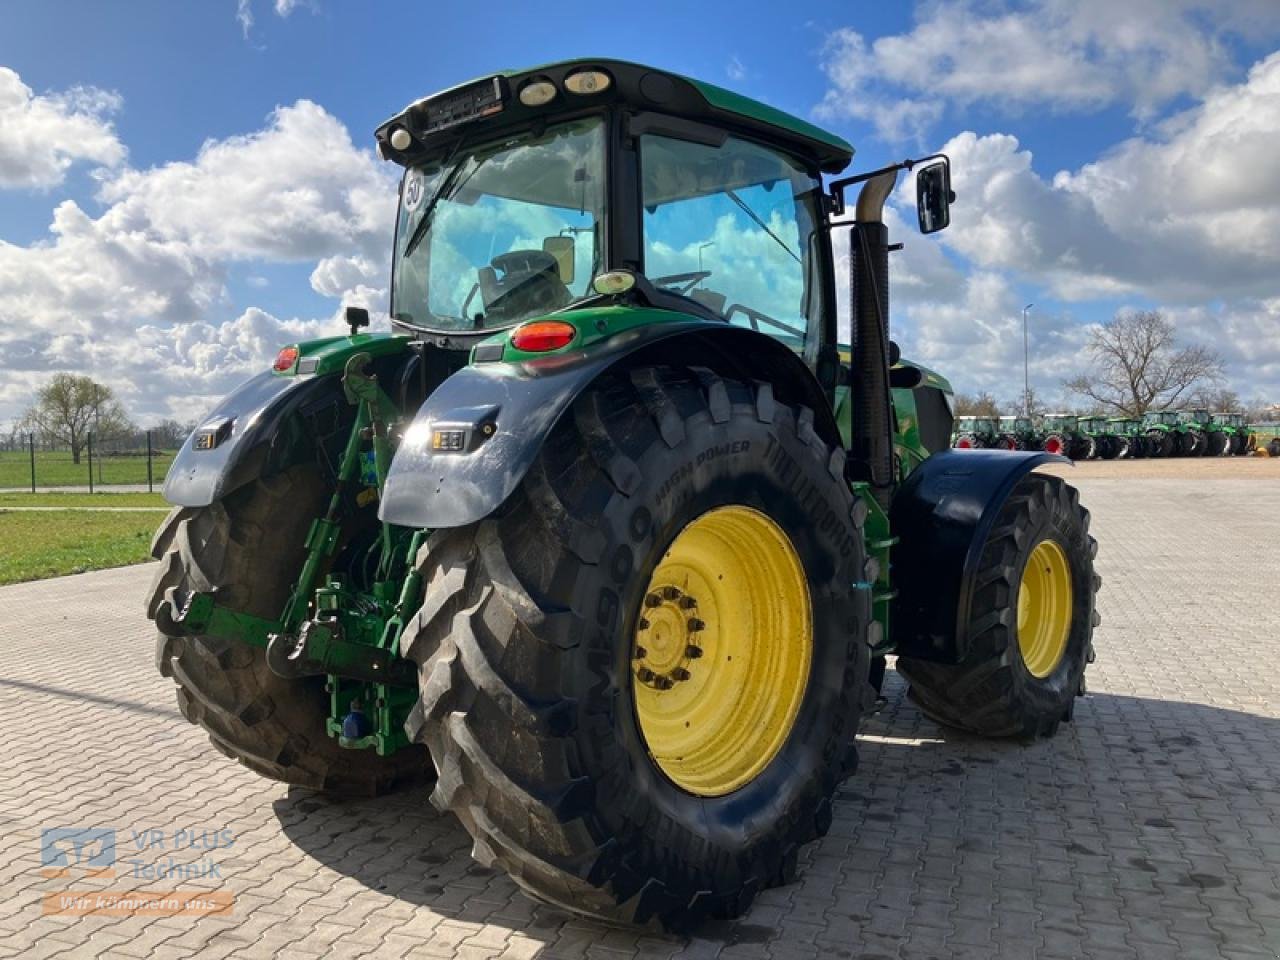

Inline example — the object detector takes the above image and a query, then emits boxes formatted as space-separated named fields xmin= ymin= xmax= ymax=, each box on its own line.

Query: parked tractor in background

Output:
xmin=1107 ymin=418 xmax=1145 ymax=458
xmin=1040 ymin=414 xmax=1092 ymax=460
xmin=996 ymin=415 xmax=1038 ymax=451
xmin=1211 ymin=413 xmax=1250 ymax=456
xmin=145 ymin=59 xmax=1099 ymax=927
xmin=1171 ymin=409 xmax=1210 ymax=456
xmin=1182 ymin=408 xmax=1229 ymax=456
xmin=1078 ymin=417 xmax=1119 ymax=460
xmin=1143 ymin=410 xmax=1180 ymax=457
xmin=953 ymin=415 xmax=1000 ymax=449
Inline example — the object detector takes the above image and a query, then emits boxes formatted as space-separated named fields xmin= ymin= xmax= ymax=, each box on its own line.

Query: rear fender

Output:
xmin=889 ymin=449 xmax=1070 ymax=663
xmin=380 ymin=323 xmax=840 ymax=529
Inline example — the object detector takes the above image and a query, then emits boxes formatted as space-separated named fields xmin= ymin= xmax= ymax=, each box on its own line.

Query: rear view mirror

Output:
xmin=916 ymin=160 xmax=954 ymax=234
xmin=543 ymin=236 xmax=576 ymax=284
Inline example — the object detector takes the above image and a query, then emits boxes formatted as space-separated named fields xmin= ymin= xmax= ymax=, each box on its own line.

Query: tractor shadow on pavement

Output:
xmin=273 ymin=666 xmax=1280 ymax=955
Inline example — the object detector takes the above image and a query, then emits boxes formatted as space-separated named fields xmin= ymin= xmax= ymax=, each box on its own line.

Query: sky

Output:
xmin=1 ymin=0 xmax=1279 ymax=426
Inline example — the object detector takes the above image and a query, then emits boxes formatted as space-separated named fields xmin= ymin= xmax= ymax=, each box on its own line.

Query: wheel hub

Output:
xmin=1016 ymin=538 xmax=1073 ymax=678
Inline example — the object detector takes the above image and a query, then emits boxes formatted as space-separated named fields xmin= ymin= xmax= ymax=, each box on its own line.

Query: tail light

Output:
xmin=273 ymin=346 xmax=300 ymax=372
xmin=511 ymin=321 xmax=576 ymax=353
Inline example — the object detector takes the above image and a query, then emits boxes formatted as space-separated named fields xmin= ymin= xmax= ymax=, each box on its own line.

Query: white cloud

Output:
xmin=0 ymin=91 xmax=395 ymax=424
xmin=727 ymin=56 xmax=747 ymax=83
xmin=236 ymin=0 xmax=254 ymax=37
xmin=0 ymin=68 xmax=125 ymax=189
xmin=817 ymin=0 xmax=1280 ymax=142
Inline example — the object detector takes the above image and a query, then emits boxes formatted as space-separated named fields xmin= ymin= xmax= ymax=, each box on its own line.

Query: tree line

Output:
xmin=956 ymin=310 xmax=1277 ymax=421
xmin=2 ymin=373 xmax=195 ymax=462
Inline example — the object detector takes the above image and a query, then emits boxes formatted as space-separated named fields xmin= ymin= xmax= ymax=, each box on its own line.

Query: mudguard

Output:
xmin=889 ymin=448 xmax=1070 ymax=663
xmin=163 ymin=372 xmax=336 ymax=507
xmin=380 ymin=323 xmax=839 ymax=529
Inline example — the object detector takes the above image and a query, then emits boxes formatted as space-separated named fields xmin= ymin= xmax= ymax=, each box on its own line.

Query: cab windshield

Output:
xmin=392 ymin=118 xmax=607 ymax=332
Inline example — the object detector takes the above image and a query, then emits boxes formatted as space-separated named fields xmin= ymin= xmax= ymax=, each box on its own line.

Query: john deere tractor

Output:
xmin=952 ymin=415 xmax=1000 ymax=448
xmin=1078 ymin=417 xmax=1118 ymax=460
xmin=148 ymin=60 xmax=1099 ymax=927
xmin=1210 ymin=412 xmax=1248 ymax=456
xmin=1040 ymin=414 xmax=1093 ymax=460
xmin=1106 ymin=418 xmax=1144 ymax=458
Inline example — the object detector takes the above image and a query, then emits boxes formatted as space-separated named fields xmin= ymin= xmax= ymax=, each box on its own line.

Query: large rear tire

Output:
xmin=1146 ymin=429 xmax=1174 ymax=458
xmin=897 ymin=473 xmax=1098 ymax=738
xmin=401 ymin=366 xmax=871 ymax=926
xmin=147 ymin=466 xmax=430 ymax=795
xmin=1207 ymin=431 xmax=1229 ymax=456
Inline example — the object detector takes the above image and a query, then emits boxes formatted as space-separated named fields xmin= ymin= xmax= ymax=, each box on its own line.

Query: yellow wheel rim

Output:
xmin=632 ymin=505 xmax=811 ymax=797
xmin=1016 ymin=539 xmax=1073 ymax=678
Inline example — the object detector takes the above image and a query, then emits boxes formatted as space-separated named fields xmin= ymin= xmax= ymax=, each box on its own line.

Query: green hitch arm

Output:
xmin=378 ymin=529 xmax=427 ymax=651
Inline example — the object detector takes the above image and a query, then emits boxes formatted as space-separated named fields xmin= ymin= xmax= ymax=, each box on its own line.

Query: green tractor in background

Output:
xmin=1142 ymin=410 xmax=1181 ymax=457
xmin=1078 ymin=416 xmax=1119 ymax=460
xmin=1106 ymin=418 xmax=1146 ymax=458
xmin=1040 ymin=414 xmax=1094 ymax=460
xmin=996 ymin=415 xmax=1039 ymax=450
xmin=1211 ymin=413 xmax=1250 ymax=456
xmin=1184 ymin=408 xmax=1229 ymax=456
xmin=146 ymin=60 xmax=1099 ymax=927
xmin=952 ymin=415 xmax=1000 ymax=448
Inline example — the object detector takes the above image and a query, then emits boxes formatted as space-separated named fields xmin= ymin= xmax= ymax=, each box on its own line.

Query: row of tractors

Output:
xmin=952 ymin=411 xmax=1280 ymax=459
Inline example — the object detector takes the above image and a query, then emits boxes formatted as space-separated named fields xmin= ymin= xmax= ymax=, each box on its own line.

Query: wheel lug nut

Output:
xmin=685 ymin=645 xmax=703 ymax=659
xmin=654 ymin=676 xmax=674 ymax=690
xmin=688 ymin=618 xmax=706 ymax=632
xmin=644 ymin=594 xmax=662 ymax=608
xmin=661 ymin=586 xmax=681 ymax=601
xmin=672 ymin=667 xmax=690 ymax=682
xmin=637 ymin=667 xmax=655 ymax=683
xmin=633 ymin=646 xmax=647 ymax=660
xmin=678 ymin=596 xmax=696 ymax=609
xmin=638 ymin=618 xmax=650 ymax=630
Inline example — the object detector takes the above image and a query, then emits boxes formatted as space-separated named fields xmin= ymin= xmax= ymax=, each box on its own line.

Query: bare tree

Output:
xmin=953 ymin=391 xmax=1001 ymax=417
xmin=1064 ymin=310 xmax=1223 ymax=417
xmin=1002 ymin=385 xmax=1049 ymax=418
xmin=22 ymin=374 xmax=133 ymax=464
xmin=1190 ymin=387 xmax=1242 ymax=414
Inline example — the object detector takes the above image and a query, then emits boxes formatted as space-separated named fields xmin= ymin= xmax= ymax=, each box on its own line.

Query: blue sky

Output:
xmin=1 ymin=0 xmax=1278 ymax=424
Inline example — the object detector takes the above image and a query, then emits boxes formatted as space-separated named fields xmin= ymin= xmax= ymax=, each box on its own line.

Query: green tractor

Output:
xmin=1106 ymin=417 xmax=1145 ymax=458
xmin=995 ymin=415 xmax=1038 ymax=451
xmin=1142 ymin=410 xmax=1181 ymax=457
xmin=1211 ymin=412 xmax=1250 ymax=456
xmin=147 ymin=60 xmax=1099 ymax=927
xmin=1040 ymin=414 xmax=1093 ymax=460
xmin=1181 ymin=408 xmax=1227 ymax=456
xmin=952 ymin=415 xmax=1000 ymax=448
xmin=1078 ymin=416 xmax=1119 ymax=460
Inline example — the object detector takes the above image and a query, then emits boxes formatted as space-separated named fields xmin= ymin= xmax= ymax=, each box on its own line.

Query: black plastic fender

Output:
xmin=163 ymin=372 xmax=338 ymax=507
xmin=379 ymin=322 xmax=840 ymax=529
xmin=889 ymin=448 xmax=1070 ymax=663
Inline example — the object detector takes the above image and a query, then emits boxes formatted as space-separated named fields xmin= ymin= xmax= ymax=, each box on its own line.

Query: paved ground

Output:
xmin=1 ymin=476 xmax=1279 ymax=959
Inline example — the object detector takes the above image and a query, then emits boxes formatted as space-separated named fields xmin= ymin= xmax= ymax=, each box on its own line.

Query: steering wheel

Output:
xmin=652 ymin=271 xmax=712 ymax=296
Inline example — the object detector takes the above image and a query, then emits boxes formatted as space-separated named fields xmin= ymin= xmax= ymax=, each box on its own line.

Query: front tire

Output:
xmin=401 ymin=367 xmax=871 ymax=926
xmin=897 ymin=473 xmax=1098 ymax=738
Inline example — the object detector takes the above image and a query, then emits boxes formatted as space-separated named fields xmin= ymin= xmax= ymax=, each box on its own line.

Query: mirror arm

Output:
xmin=827 ymin=152 xmax=950 ymax=218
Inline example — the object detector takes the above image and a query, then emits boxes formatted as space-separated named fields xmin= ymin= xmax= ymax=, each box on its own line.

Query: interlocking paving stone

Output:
xmin=1 ymin=475 xmax=1278 ymax=958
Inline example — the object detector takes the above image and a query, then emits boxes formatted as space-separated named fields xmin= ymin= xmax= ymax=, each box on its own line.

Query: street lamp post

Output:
xmin=1022 ymin=303 xmax=1034 ymax=417
xmin=697 ymin=241 xmax=715 ymax=275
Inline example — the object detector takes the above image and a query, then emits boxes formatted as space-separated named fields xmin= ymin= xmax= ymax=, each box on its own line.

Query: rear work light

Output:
xmin=510 ymin=321 xmax=576 ymax=353
xmin=273 ymin=346 xmax=300 ymax=372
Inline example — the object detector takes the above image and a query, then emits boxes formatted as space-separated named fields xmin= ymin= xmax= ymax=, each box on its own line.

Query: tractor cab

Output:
xmin=1213 ymin=412 xmax=1244 ymax=428
xmin=1144 ymin=411 xmax=1180 ymax=427
xmin=1182 ymin=408 xmax=1211 ymax=425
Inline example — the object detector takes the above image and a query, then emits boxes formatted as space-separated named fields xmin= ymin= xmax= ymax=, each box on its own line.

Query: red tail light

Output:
xmin=273 ymin=346 xmax=300 ymax=372
xmin=511 ymin=321 xmax=576 ymax=353
xmin=955 ymin=438 xmax=972 ymax=449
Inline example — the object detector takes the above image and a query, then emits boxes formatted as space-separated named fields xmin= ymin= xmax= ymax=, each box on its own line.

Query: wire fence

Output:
xmin=0 ymin=433 xmax=177 ymax=491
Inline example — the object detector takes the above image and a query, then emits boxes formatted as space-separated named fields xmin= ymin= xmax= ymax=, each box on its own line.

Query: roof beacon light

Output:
xmin=389 ymin=126 xmax=413 ymax=151
xmin=519 ymin=79 xmax=558 ymax=107
xmin=591 ymin=271 xmax=636 ymax=296
xmin=564 ymin=69 xmax=611 ymax=96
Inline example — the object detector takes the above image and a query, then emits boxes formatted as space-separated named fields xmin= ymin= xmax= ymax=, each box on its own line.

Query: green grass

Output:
xmin=0 ymin=510 xmax=161 ymax=585
xmin=0 ymin=449 xmax=176 ymax=488
xmin=0 ymin=491 xmax=170 ymax=508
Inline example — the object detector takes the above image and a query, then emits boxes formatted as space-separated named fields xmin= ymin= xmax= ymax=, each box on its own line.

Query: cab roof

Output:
xmin=376 ymin=58 xmax=855 ymax=174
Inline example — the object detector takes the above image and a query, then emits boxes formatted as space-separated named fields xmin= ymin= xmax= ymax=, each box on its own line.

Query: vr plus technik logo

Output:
xmin=40 ymin=828 xmax=117 ymax=878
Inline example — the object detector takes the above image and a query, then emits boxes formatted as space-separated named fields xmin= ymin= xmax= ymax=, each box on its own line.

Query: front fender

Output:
xmin=889 ymin=449 xmax=1070 ymax=662
xmin=380 ymin=323 xmax=838 ymax=529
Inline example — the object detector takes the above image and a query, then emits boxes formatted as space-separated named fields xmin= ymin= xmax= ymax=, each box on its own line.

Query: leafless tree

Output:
xmin=1190 ymin=387 xmax=1242 ymax=414
xmin=1064 ymin=310 xmax=1223 ymax=417
xmin=953 ymin=391 xmax=1001 ymax=417
xmin=22 ymin=373 xmax=133 ymax=464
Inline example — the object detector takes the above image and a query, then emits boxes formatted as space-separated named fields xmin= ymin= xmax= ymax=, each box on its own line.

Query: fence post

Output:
xmin=29 ymin=433 xmax=36 ymax=494
xmin=87 ymin=432 xmax=94 ymax=494
xmin=146 ymin=431 xmax=154 ymax=493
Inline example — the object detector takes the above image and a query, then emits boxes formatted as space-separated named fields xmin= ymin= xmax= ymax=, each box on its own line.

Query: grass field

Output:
xmin=0 ymin=509 xmax=163 ymax=585
xmin=0 ymin=448 xmax=176 ymax=488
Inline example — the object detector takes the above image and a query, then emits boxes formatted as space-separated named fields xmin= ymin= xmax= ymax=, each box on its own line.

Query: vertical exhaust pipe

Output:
xmin=848 ymin=170 xmax=898 ymax=511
